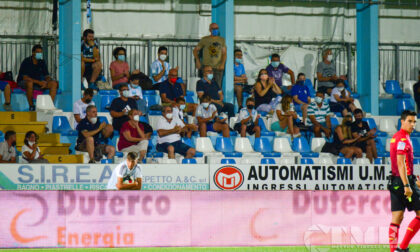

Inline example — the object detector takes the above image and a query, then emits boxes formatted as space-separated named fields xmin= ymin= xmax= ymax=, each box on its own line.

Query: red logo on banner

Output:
xmin=214 ymin=166 xmax=244 ymax=190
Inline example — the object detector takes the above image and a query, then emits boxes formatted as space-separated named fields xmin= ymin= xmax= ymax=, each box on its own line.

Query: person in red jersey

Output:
xmin=388 ymin=110 xmax=418 ymax=252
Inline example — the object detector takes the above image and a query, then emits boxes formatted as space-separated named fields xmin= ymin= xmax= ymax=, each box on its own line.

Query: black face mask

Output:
xmin=355 ymin=118 xmax=362 ymax=124
xmin=11 ymin=141 xmax=16 ymax=147
xmin=345 ymin=121 xmax=352 ymax=126
xmin=247 ymin=105 xmax=254 ymax=110
xmin=85 ymin=98 xmax=92 ymax=104
xmin=296 ymin=80 xmax=305 ymax=85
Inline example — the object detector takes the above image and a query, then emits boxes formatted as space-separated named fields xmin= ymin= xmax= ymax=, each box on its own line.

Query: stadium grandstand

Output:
xmin=1 ymin=0 xmax=420 ymax=251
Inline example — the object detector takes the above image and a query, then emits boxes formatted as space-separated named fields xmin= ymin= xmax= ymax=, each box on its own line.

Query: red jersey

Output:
xmin=390 ymin=129 xmax=414 ymax=176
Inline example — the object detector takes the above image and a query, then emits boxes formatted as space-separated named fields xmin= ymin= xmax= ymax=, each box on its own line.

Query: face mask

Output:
xmin=35 ymin=52 xmax=43 ymax=60
xmin=202 ymin=103 xmax=210 ymax=109
xmin=355 ymin=118 xmax=362 ymax=124
xmin=159 ymin=54 xmax=167 ymax=61
xmin=11 ymin=141 xmax=16 ymax=147
xmin=170 ymin=77 xmax=178 ymax=84
xmin=315 ymin=97 xmax=323 ymax=104
xmin=271 ymin=61 xmax=280 ymax=68
xmin=327 ymin=55 xmax=333 ymax=62
xmin=345 ymin=121 xmax=352 ymax=126
xmin=337 ymin=87 xmax=345 ymax=92
xmin=211 ymin=29 xmax=219 ymax=36
xmin=296 ymin=80 xmax=305 ymax=85
xmin=235 ymin=58 xmax=243 ymax=64
xmin=133 ymin=115 xmax=140 ymax=121
xmin=165 ymin=113 xmax=173 ymax=119
xmin=85 ymin=98 xmax=92 ymax=104
xmin=122 ymin=90 xmax=130 ymax=98
xmin=247 ymin=105 xmax=254 ymax=110
xmin=118 ymin=55 xmax=125 ymax=61
xmin=180 ymin=104 xmax=186 ymax=110
xmin=90 ymin=117 xmax=97 ymax=124
xmin=207 ymin=74 xmax=214 ymax=81
xmin=260 ymin=74 xmax=268 ymax=81
xmin=28 ymin=141 xmax=36 ymax=146
xmin=131 ymin=84 xmax=139 ymax=89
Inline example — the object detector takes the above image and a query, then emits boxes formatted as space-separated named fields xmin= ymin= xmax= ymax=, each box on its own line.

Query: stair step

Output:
xmin=43 ymin=154 xmax=84 ymax=164
xmin=17 ymin=143 xmax=71 ymax=155
xmin=0 ymin=112 xmax=37 ymax=123
xmin=16 ymin=133 xmax=61 ymax=145
xmin=0 ymin=122 xmax=47 ymax=134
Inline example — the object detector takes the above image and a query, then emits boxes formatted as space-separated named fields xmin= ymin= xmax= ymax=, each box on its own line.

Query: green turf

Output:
xmin=3 ymin=245 xmax=420 ymax=252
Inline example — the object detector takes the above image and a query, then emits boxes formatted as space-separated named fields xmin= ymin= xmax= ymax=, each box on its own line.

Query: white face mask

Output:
xmin=131 ymin=84 xmax=139 ymax=89
xmin=133 ymin=115 xmax=140 ymax=121
xmin=180 ymin=104 xmax=186 ymax=110
xmin=202 ymin=103 xmax=210 ymax=109
xmin=166 ymin=113 xmax=173 ymax=119
xmin=28 ymin=141 xmax=35 ymax=146
xmin=122 ymin=90 xmax=130 ymax=98
xmin=327 ymin=55 xmax=333 ymax=62
xmin=90 ymin=117 xmax=97 ymax=124
xmin=337 ymin=87 xmax=345 ymax=92
xmin=159 ymin=54 xmax=167 ymax=61
xmin=314 ymin=96 xmax=323 ymax=104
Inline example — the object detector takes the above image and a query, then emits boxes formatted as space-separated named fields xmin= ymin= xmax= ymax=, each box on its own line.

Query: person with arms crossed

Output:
xmin=388 ymin=110 xmax=419 ymax=252
xmin=107 ymin=152 xmax=142 ymax=190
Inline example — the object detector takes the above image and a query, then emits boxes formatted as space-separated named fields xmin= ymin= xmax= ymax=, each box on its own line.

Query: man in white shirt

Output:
xmin=234 ymin=97 xmax=261 ymax=137
xmin=107 ymin=152 xmax=142 ymax=190
xmin=73 ymin=88 xmax=95 ymax=128
xmin=151 ymin=46 xmax=171 ymax=86
xmin=173 ymin=97 xmax=198 ymax=138
xmin=196 ymin=95 xmax=230 ymax=137
xmin=0 ymin=130 xmax=16 ymax=163
xmin=156 ymin=105 xmax=196 ymax=159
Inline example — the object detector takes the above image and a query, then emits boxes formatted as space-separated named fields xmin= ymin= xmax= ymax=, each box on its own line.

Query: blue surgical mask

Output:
xmin=235 ymin=58 xmax=243 ymax=64
xmin=315 ymin=97 xmax=323 ymax=104
xmin=131 ymin=84 xmax=139 ymax=89
xmin=35 ymin=52 xmax=43 ymax=60
xmin=211 ymin=29 xmax=219 ymax=36
xmin=180 ymin=104 xmax=186 ymax=110
xmin=271 ymin=61 xmax=280 ymax=68
xmin=207 ymin=74 xmax=214 ymax=81
xmin=118 ymin=55 xmax=125 ymax=61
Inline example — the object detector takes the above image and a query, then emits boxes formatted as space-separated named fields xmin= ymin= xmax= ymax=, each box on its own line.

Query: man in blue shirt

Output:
xmin=234 ymin=49 xmax=248 ymax=110
xmin=291 ymin=73 xmax=311 ymax=125
xmin=196 ymin=66 xmax=234 ymax=118
xmin=110 ymin=84 xmax=138 ymax=131
xmin=266 ymin=53 xmax=295 ymax=94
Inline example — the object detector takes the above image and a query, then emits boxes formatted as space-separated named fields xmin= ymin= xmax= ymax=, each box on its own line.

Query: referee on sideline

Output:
xmin=389 ymin=110 xmax=418 ymax=252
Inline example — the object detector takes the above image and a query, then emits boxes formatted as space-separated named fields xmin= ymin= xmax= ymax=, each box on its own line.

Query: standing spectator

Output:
xmin=81 ymin=29 xmax=102 ymax=90
xmin=254 ymin=69 xmax=282 ymax=113
xmin=110 ymin=84 xmax=138 ymax=131
xmin=307 ymin=91 xmax=332 ymax=138
xmin=107 ymin=152 xmax=142 ymax=190
xmin=73 ymin=88 xmax=95 ymax=129
xmin=17 ymin=44 xmax=58 ymax=111
xmin=196 ymin=95 xmax=230 ymax=138
xmin=266 ymin=53 xmax=295 ymax=94
xmin=234 ymin=48 xmax=248 ymax=110
xmin=413 ymin=70 xmax=420 ymax=111
xmin=0 ymin=130 xmax=16 ymax=163
xmin=291 ymin=73 xmax=311 ymax=125
xmin=110 ymin=47 xmax=130 ymax=89
xmin=316 ymin=49 xmax=343 ymax=95
xmin=330 ymin=80 xmax=356 ymax=116
xmin=127 ymin=74 xmax=147 ymax=115
xmin=21 ymin=131 xmax=49 ymax=163
xmin=0 ymin=80 xmax=11 ymax=111
xmin=351 ymin=109 xmax=378 ymax=163
xmin=234 ymin=98 xmax=261 ymax=138
xmin=76 ymin=105 xmax=115 ymax=163
xmin=118 ymin=110 xmax=149 ymax=163
xmin=271 ymin=94 xmax=301 ymax=138
xmin=196 ymin=65 xmax=234 ymax=118
xmin=173 ymin=97 xmax=198 ymax=137
xmin=151 ymin=46 xmax=171 ymax=89
xmin=156 ymin=106 xmax=196 ymax=159
xmin=193 ymin=23 xmax=227 ymax=88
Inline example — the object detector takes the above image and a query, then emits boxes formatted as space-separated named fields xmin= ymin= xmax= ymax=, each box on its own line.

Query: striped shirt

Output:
xmin=150 ymin=59 xmax=171 ymax=84
xmin=307 ymin=101 xmax=330 ymax=126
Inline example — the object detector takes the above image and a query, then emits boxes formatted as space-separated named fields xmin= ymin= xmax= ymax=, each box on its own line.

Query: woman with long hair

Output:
xmin=270 ymin=94 xmax=300 ymax=138
xmin=332 ymin=115 xmax=363 ymax=158
xmin=254 ymin=69 xmax=282 ymax=113
xmin=22 ymin=131 xmax=49 ymax=163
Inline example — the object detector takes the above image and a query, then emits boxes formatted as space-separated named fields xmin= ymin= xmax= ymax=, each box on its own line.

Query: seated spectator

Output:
xmin=325 ymin=114 xmax=362 ymax=158
xmin=156 ymin=106 xmax=196 ymax=159
xmin=196 ymin=65 xmax=234 ymax=118
xmin=110 ymin=47 xmax=130 ymax=89
xmin=118 ymin=110 xmax=149 ymax=163
xmin=266 ymin=53 xmax=295 ymax=94
xmin=254 ymin=69 xmax=282 ymax=113
xmin=17 ymin=44 xmax=58 ymax=111
xmin=351 ymin=109 xmax=377 ymax=163
xmin=413 ymin=70 xmax=420 ymax=111
xmin=307 ymin=90 xmax=332 ymax=138
xmin=110 ymin=84 xmax=138 ymax=131
xmin=291 ymin=73 xmax=311 ymax=125
xmin=0 ymin=80 xmax=11 ymax=111
xmin=196 ymin=95 xmax=230 ymax=137
xmin=76 ymin=105 xmax=115 ymax=163
xmin=22 ymin=131 xmax=49 ymax=163
xmin=81 ymin=29 xmax=102 ymax=90
xmin=73 ymin=88 xmax=95 ymax=129
xmin=271 ymin=94 xmax=300 ymax=138
xmin=234 ymin=98 xmax=261 ymax=138
xmin=0 ymin=130 xmax=16 ymax=163
xmin=234 ymin=48 xmax=248 ymax=109
xmin=127 ymin=74 xmax=147 ymax=115
xmin=173 ymin=97 xmax=198 ymax=137
xmin=330 ymin=80 xmax=356 ymax=116
xmin=107 ymin=152 xmax=142 ymax=190
xmin=151 ymin=46 xmax=171 ymax=90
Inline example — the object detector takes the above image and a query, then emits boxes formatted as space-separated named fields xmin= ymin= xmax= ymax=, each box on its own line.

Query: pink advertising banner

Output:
xmin=0 ymin=191 xmax=419 ymax=248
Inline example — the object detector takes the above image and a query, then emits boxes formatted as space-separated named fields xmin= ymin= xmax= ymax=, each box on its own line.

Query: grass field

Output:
xmin=3 ymin=245 xmax=420 ymax=252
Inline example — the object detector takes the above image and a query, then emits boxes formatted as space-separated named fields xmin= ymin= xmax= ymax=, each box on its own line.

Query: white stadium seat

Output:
xmin=379 ymin=118 xmax=397 ymax=135
xmin=317 ymin=156 xmax=334 ymax=165
xmin=187 ymin=77 xmax=201 ymax=91
xmin=386 ymin=138 xmax=392 ymax=152
xmin=196 ymin=137 xmax=217 ymax=153
xmin=354 ymin=158 xmax=371 ymax=165
xmin=311 ymin=138 xmax=326 ymax=153
xmin=234 ymin=137 xmax=254 ymax=153
xmin=36 ymin=95 xmax=57 ymax=111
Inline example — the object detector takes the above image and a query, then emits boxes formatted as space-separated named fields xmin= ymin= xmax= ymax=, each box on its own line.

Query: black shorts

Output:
xmin=389 ymin=176 xmax=420 ymax=212
xmin=234 ymin=123 xmax=255 ymax=135
xmin=355 ymin=141 xmax=367 ymax=152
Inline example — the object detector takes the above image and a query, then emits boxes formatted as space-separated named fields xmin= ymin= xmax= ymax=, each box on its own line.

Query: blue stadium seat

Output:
xmin=143 ymin=93 xmax=160 ymax=108
xmin=412 ymin=138 xmax=420 ymax=156
xmin=182 ymin=137 xmax=195 ymax=148
xmin=292 ymin=137 xmax=319 ymax=157
xmin=185 ymin=91 xmax=195 ymax=104
xmin=143 ymin=90 xmax=157 ymax=95
xmin=330 ymin=117 xmax=339 ymax=130
xmin=147 ymin=152 xmax=164 ymax=158
xmin=195 ymin=152 xmax=204 ymax=158
xmin=374 ymin=158 xmax=383 ymax=165
xmin=98 ymin=116 xmax=109 ymax=124
xmin=100 ymin=95 xmax=116 ymax=112
xmin=414 ymin=159 xmax=420 ymax=165
xmin=52 ymin=116 xmax=77 ymax=136
xmin=139 ymin=115 xmax=148 ymax=123
xmin=182 ymin=158 xmax=197 ymax=164
xmin=100 ymin=159 xmax=113 ymax=164
xmin=362 ymin=118 xmax=387 ymax=137
xmin=115 ymin=152 xmax=124 ymax=158
xmin=337 ymin=158 xmax=352 ymax=164
xmin=223 ymin=152 xmax=242 ymax=157
xmin=301 ymin=158 xmax=314 ymax=164
xmin=397 ymin=98 xmax=415 ymax=115
xmin=258 ymin=118 xmax=275 ymax=137
xmin=385 ymin=80 xmax=411 ymax=98
xmin=254 ymin=137 xmax=279 ymax=157
xmin=215 ymin=137 xmax=235 ymax=153
xmin=221 ymin=158 xmax=236 ymax=164
xmin=261 ymin=158 xmax=276 ymax=164
xmin=43 ymin=89 xmax=62 ymax=95
xmin=99 ymin=90 xmax=118 ymax=96
xmin=149 ymin=110 xmax=162 ymax=116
